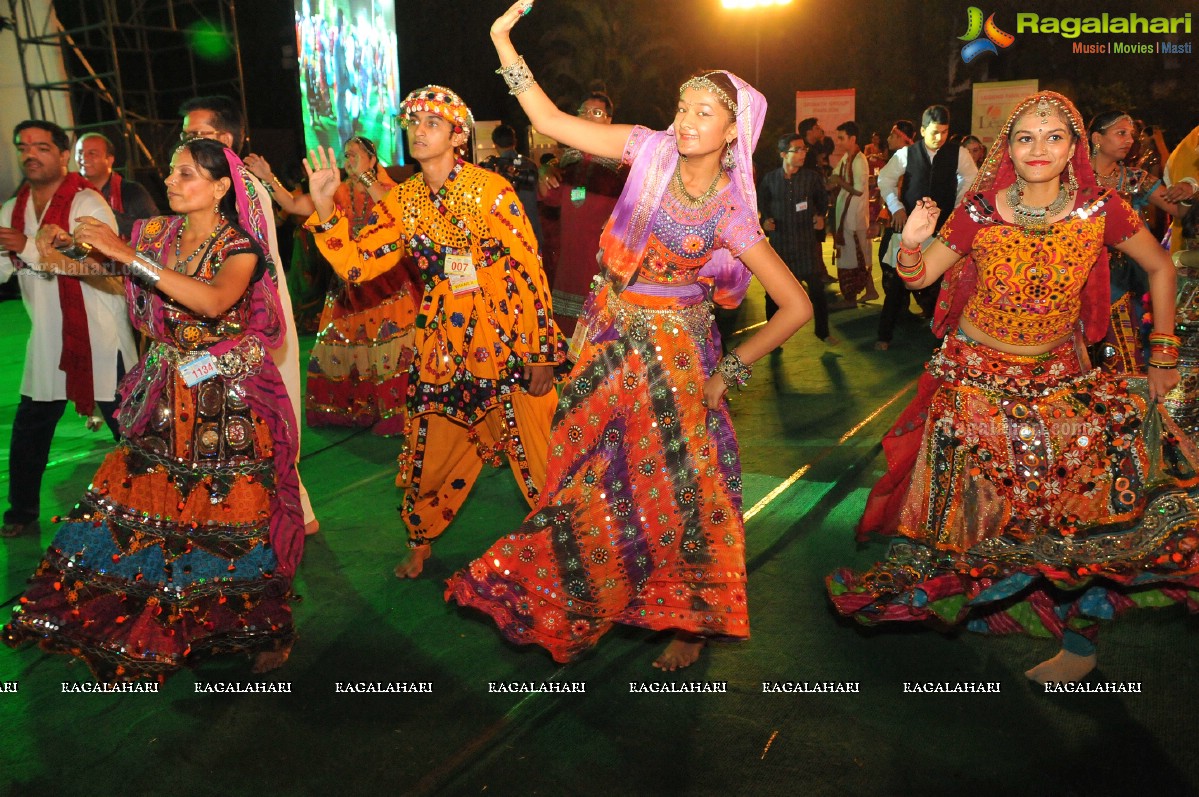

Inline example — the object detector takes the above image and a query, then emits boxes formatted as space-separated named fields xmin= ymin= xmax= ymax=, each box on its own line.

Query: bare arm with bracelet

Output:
xmin=490 ymin=1 xmax=631 ymax=161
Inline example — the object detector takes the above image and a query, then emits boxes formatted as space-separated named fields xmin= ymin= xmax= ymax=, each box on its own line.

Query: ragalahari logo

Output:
xmin=959 ymin=7 xmax=1016 ymax=62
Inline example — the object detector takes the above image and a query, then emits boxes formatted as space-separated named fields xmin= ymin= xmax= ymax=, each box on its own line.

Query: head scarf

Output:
xmin=599 ymin=70 xmax=766 ymax=308
xmin=399 ymin=85 xmax=474 ymax=135
xmin=933 ymin=90 xmax=1112 ymax=344
xmin=221 ymin=147 xmax=277 ymax=278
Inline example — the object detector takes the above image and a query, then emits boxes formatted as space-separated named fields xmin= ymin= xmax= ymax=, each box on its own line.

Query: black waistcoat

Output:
xmin=901 ymin=140 xmax=961 ymax=234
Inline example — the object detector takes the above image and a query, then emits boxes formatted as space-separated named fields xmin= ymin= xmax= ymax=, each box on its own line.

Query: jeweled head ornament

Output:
xmin=1001 ymin=91 xmax=1085 ymax=140
xmin=969 ymin=90 xmax=1089 ymax=195
xmin=399 ymin=85 xmax=474 ymax=134
xmin=679 ymin=72 xmax=738 ymax=116
xmin=345 ymin=134 xmax=378 ymax=159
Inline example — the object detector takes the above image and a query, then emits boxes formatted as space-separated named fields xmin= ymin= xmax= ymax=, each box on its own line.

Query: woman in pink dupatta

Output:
xmin=445 ymin=1 xmax=812 ymax=671
xmin=4 ymin=139 xmax=303 ymax=682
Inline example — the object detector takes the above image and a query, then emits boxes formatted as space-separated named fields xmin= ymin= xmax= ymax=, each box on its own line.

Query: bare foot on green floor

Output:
xmin=1024 ymin=649 xmax=1096 ymax=684
xmin=251 ymin=647 xmax=291 ymax=674
xmin=394 ymin=544 xmax=432 ymax=578
xmin=652 ymin=632 xmax=706 ymax=671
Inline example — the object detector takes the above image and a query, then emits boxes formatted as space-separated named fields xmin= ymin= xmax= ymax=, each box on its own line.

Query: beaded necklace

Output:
xmin=173 ymin=221 xmax=226 ymax=273
xmin=670 ymin=162 xmax=722 ymax=209
xmin=348 ymin=180 xmax=372 ymax=235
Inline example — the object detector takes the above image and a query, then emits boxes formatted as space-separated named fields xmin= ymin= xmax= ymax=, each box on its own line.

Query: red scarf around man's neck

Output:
xmin=12 ymin=172 xmax=97 ymax=415
xmin=102 ymin=170 xmax=124 ymax=215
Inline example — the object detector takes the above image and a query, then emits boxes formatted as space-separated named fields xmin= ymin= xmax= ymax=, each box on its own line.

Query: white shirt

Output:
xmin=877 ymin=145 xmax=979 ymax=216
xmin=0 ymin=187 xmax=137 ymax=402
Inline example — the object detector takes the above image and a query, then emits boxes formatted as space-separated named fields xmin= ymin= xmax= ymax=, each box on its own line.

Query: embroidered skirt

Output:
xmin=829 ymin=332 xmax=1199 ymax=640
xmin=305 ymin=263 xmax=417 ymax=435
xmin=4 ymin=365 xmax=295 ymax=682
xmin=446 ymin=283 xmax=749 ymax=662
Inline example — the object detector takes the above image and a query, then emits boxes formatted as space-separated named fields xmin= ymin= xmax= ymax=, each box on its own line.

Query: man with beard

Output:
xmin=0 ymin=120 xmax=136 ymax=538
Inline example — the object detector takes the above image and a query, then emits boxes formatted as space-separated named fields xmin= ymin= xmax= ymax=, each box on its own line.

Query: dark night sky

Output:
xmin=235 ymin=0 xmax=1198 ymax=176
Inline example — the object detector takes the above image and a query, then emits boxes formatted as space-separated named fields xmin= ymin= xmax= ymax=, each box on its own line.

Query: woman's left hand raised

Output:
xmin=491 ymin=0 xmax=533 ymax=39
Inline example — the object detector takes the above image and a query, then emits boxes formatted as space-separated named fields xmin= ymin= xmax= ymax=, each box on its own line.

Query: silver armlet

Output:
xmin=495 ymin=55 xmax=536 ymax=96
xmin=129 ymin=253 xmax=162 ymax=286
xmin=717 ymin=350 xmax=752 ymax=390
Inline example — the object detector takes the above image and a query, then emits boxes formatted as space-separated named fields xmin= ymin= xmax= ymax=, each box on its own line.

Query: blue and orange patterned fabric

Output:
xmin=445 ymin=160 xmax=764 ymax=662
xmin=4 ymin=216 xmax=299 ymax=682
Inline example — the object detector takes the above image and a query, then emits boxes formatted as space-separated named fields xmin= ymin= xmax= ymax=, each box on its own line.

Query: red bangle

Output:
xmin=896 ymin=254 xmax=926 ymax=283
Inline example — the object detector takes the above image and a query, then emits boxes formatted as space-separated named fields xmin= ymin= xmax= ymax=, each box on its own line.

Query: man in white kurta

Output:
xmin=831 ymin=120 xmax=875 ymax=304
xmin=0 ymin=120 xmax=137 ymax=536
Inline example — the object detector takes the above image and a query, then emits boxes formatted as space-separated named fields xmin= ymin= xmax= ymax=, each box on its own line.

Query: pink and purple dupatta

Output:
xmin=598 ymin=71 xmax=767 ymax=309
xmin=119 ymin=149 xmax=304 ymax=581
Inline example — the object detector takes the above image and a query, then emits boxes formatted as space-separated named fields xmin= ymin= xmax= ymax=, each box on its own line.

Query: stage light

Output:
xmin=719 ymin=0 xmax=794 ymax=84
xmin=720 ymin=0 xmax=793 ymax=8
xmin=187 ymin=20 xmax=233 ymax=61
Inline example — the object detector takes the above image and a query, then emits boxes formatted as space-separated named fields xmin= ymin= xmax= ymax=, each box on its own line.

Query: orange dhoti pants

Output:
xmin=398 ymin=389 xmax=559 ymax=546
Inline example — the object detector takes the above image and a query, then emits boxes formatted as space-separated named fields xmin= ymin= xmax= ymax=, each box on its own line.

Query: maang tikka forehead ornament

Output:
xmin=1002 ymin=91 xmax=1085 ymax=139
xmin=679 ymin=73 xmax=739 ymax=116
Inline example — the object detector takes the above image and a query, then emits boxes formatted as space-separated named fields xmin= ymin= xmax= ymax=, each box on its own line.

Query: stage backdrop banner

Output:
xmin=795 ymin=89 xmax=856 ymax=136
xmin=971 ymin=79 xmax=1039 ymax=147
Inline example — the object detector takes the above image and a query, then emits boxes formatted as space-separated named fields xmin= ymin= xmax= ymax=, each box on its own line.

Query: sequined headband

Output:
xmin=1094 ymin=113 xmax=1134 ymax=134
xmin=679 ymin=73 xmax=738 ymax=116
xmin=345 ymin=135 xmax=377 ymax=159
xmin=399 ymin=85 xmax=475 ymax=134
xmin=1002 ymin=92 xmax=1084 ymax=139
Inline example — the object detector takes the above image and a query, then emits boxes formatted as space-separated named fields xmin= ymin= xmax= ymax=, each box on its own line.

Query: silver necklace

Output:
xmin=1006 ymin=179 xmax=1072 ymax=234
xmin=671 ymin=162 xmax=722 ymax=209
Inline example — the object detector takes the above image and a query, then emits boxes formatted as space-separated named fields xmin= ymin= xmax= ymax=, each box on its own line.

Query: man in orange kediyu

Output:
xmin=304 ymin=85 xmax=565 ymax=578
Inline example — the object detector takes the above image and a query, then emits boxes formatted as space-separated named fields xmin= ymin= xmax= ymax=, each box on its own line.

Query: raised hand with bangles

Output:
xmin=446 ymin=0 xmax=812 ymax=673
xmin=828 ymin=91 xmax=1199 ymax=687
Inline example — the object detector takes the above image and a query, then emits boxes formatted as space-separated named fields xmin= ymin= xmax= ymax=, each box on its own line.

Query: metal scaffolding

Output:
xmin=8 ymin=0 xmax=248 ymax=185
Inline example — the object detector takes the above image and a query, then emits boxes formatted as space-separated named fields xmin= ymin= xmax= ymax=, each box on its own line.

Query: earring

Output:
xmin=1066 ymin=160 xmax=1078 ymax=192
xmin=723 ymin=142 xmax=736 ymax=170
xmin=1013 ymin=175 xmax=1027 ymax=197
